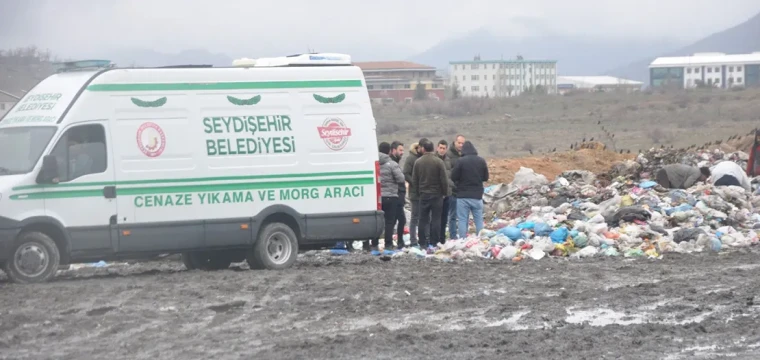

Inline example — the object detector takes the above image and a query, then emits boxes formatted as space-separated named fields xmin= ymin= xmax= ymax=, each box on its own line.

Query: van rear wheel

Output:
xmin=4 ymin=231 xmax=60 ymax=284
xmin=182 ymin=251 xmax=232 ymax=271
xmin=247 ymin=222 xmax=298 ymax=270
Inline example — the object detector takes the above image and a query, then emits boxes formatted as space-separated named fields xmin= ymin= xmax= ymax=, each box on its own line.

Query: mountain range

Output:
xmin=5 ymin=12 xmax=760 ymax=89
xmin=408 ymin=30 xmax=682 ymax=77
xmin=607 ymin=12 xmax=760 ymax=81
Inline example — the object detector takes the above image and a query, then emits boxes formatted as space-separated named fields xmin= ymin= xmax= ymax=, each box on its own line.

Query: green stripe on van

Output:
xmin=12 ymin=170 xmax=375 ymax=191
xmin=9 ymin=177 xmax=374 ymax=201
xmin=86 ymin=80 xmax=363 ymax=92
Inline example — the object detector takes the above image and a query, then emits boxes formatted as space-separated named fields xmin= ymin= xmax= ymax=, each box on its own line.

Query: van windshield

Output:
xmin=0 ymin=126 xmax=56 ymax=176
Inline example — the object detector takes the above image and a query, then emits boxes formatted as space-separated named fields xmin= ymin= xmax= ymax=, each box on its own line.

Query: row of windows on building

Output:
xmin=453 ymin=63 xmax=555 ymax=70
xmin=455 ymin=74 xmax=556 ymax=81
xmin=686 ymin=77 xmax=744 ymax=86
xmin=367 ymin=84 xmax=441 ymax=90
xmin=463 ymin=85 xmax=532 ymax=92
xmin=686 ymin=66 xmax=744 ymax=74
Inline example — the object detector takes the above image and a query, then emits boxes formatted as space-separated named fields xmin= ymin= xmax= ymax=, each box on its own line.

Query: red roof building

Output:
xmin=354 ymin=61 xmax=445 ymax=103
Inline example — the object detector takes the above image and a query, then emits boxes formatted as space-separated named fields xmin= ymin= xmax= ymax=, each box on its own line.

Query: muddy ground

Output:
xmin=1 ymin=251 xmax=760 ymax=360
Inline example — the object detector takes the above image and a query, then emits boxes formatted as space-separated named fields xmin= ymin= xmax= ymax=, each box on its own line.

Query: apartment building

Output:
xmin=353 ymin=61 xmax=445 ymax=103
xmin=649 ymin=52 xmax=760 ymax=89
xmin=449 ymin=56 xmax=558 ymax=97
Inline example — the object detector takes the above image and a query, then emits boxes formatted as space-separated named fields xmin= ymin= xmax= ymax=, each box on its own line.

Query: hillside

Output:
xmin=375 ymin=88 xmax=760 ymax=159
xmin=100 ymin=49 xmax=234 ymax=68
xmin=0 ymin=47 xmax=54 ymax=96
xmin=409 ymin=29 xmax=681 ymax=75
xmin=608 ymin=12 xmax=760 ymax=82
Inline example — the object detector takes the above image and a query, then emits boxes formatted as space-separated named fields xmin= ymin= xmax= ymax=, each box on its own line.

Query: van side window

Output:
xmin=49 ymin=124 xmax=107 ymax=182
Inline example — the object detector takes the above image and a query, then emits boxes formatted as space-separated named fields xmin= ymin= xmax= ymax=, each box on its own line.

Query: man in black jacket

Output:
xmin=390 ymin=141 xmax=407 ymax=249
xmin=451 ymin=141 xmax=489 ymax=239
xmin=446 ymin=135 xmax=465 ymax=238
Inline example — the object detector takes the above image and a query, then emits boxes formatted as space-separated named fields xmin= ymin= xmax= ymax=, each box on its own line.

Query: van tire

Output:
xmin=4 ymin=231 xmax=60 ymax=284
xmin=247 ymin=222 xmax=298 ymax=270
xmin=182 ymin=252 xmax=232 ymax=271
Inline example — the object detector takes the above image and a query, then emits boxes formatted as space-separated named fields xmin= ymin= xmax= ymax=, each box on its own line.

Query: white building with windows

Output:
xmin=649 ymin=52 xmax=760 ymax=89
xmin=449 ymin=56 xmax=558 ymax=97
xmin=557 ymin=76 xmax=643 ymax=94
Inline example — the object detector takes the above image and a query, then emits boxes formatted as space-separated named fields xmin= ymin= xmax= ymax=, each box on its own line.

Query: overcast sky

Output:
xmin=1 ymin=0 xmax=759 ymax=59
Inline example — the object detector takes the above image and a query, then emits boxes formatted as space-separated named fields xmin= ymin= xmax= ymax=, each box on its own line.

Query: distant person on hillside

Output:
xmin=378 ymin=142 xmax=405 ymax=250
xmin=655 ymin=164 xmax=710 ymax=189
xmin=451 ymin=141 xmax=489 ymax=238
xmin=711 ymin=161 xmax=751 ymax=191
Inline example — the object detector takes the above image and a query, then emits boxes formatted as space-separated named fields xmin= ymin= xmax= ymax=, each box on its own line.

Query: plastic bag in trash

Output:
xmin=497 ymin=227 xmax=523 ymax=240
xmin=511 ymin=167 xmax=549 ymax=188
xmin=571 ymin=246 xmax=598 ymax=258
xmin=534 ymin=222 xmax=553 ymax=236
xmin=497 ymin=245 xmax=519 ymax=260
xmin=550 ymin=227 xmax=569 ymax=244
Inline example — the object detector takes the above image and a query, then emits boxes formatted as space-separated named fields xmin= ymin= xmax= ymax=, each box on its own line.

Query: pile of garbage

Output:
xmin=389 ymin=147 xmax=760 ymax=262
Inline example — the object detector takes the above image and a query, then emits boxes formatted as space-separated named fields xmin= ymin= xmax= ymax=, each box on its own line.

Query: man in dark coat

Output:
xmin=389 ymin=141 xmax=407 ymax=249
xmin=436 ymin=139 xmax=455 ymax=244
xmin=446 ymin=135 xmax=464 ymax=238
xmin=403 ymin=138 xmax=428 ymax=247
xmin=451 ymin=141 xmax=489 ymax=239
xmin=411 ymin=139 xmax=450 ymax=249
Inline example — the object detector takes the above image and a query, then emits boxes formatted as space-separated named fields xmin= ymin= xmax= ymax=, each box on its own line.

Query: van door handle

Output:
xmin=103 ymin=186 xmax=116 ymax=199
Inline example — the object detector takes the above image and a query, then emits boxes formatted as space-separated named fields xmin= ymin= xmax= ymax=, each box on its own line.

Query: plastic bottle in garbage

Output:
xmin=709 ymin=238 xmax=722 ymax=252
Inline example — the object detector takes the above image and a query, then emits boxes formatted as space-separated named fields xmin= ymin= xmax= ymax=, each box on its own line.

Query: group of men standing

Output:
xmin=376 ymin=135 xmax=489 ymax=251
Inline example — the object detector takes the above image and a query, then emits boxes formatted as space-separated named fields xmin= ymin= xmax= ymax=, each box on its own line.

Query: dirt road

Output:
xmin=2 ymin=251 xmax=760 ymax=360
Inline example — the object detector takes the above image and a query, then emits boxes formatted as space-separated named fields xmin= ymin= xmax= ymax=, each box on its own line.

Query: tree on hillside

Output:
xmin=414 ymin=81 xmax=428 ymax=101
xmin=447 ymin=81 xmax=461 ymax=99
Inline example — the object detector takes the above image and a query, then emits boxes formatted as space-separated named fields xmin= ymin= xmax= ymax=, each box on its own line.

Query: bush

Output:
xmin=376 ymin=123 xmax=401 ymax=135
xmin=647 ymin=128 xmax=675 ymax=144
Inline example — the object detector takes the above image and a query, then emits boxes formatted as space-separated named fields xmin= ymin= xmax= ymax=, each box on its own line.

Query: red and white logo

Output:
xmin=318 ymin=117 xmax=352 ymax=151
xmin=136 ymin=122 xmax=166 ymax=157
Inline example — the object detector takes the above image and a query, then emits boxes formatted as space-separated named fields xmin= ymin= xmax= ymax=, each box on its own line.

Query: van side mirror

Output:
xmin=37 ymin=155 xmax=59 ymax=184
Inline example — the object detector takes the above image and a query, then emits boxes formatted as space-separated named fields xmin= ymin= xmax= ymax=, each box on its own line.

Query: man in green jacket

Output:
xmin=403 ymin=138 xmax=428 ymax=247
xmin=412 ymin=139 xmax=450 ymax=249
xmin=446 ymin=135 xmax=464 ymax=239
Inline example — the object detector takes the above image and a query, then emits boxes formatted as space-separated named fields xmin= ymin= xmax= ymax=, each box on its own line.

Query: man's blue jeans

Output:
xmin=457 ymin=198 xmax=484 ymax=239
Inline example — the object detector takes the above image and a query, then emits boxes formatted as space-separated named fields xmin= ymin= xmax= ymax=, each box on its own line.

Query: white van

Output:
xmin=0 ymin=54 xmax=383 ymax=283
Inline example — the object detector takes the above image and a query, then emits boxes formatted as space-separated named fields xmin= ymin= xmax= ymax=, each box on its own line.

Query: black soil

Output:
xmin=2 ymin=251 xmax=760 ymax=359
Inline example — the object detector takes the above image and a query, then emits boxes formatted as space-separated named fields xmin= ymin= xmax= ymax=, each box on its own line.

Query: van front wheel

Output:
xmin=247 ymin=222 xmax=298 ymax=270
xmin=4 ymin=231 xmax=61 ymax=284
